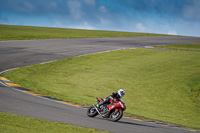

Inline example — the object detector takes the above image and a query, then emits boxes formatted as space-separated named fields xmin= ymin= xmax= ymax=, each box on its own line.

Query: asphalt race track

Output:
xmin=1 ymin=36 xmax=200 ymax=133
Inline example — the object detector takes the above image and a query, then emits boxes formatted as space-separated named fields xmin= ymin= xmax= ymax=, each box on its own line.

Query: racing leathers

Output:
xmin=97 ymin=92 xmax=121 ymax=107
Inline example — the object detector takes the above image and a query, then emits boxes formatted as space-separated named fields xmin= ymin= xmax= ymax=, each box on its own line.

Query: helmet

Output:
xmin=118 ymin=89 xmax=125 ymax=98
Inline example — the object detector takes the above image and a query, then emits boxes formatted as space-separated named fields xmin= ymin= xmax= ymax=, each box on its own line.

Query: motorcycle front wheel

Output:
xmin=87 ymin=106 xmax=98 ymax=117
xmin=109 ymin=109 xmax=123 ymax=122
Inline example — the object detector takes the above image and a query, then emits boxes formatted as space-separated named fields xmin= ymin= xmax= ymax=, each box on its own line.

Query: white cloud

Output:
xmin=100 ymin=6 xmax=107 ymax=13
xmin=167 ymin=30 xmax=177 ymax=35
xmin=182 ymin=1 xmax=200 ymax=20
xmin=14 ymin=1 xmax=36 ymax=13
xmin=52 ymin=22 xmax=68 ymax=28
xmin=99 ymin=18 xmax=110 ymax=24
xmin=136 ymin=23 xmax=146 ymax=31
xmin=67 ymin=0 xmax=82 ymax=19
xmin=52 ymin=21 xmax=95 ymax=30
xmin=84 ymin=0 xmax=96 ymax=6
xmin=68 ymin=22 xmax=96 ymax=30
xmin=49 ymin=2 xmax=58 ymax=9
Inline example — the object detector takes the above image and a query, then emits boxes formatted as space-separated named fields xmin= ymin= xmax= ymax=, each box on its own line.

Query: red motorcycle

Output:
xmin=87 ymin=97 xmax=126 ymax=122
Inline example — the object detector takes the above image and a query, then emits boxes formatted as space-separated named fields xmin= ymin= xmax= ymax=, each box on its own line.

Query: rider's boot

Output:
xmin=97 ymin=102 xmax=104 ymax=108
xmin=94 ymin=101 xmax=103 ymax=110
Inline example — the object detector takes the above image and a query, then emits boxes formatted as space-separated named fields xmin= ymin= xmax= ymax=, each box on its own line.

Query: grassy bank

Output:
xmin=0 ymin=112 xmax=108 ymax=133
xmin=0 ymin=24 xmax=175 ymax=41
xmin=3 ymin=47 xmax=200 ymax=129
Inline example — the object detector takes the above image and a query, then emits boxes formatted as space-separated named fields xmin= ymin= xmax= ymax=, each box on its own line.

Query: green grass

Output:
xmin=3 ymin=48 xmax=200 ymax=130
xmin=0 ymin=112 xmax=108 ymax=133
xmin=0 ymin=24 xmax=176 ymax=41
xmin=155 ymin=43 xmax=200 ymax=51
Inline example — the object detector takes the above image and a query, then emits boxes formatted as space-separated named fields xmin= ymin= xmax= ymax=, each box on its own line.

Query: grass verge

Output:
xmin=0 ymin=24 xmax=176 ymax=41
xmin=2 ymin=48 xmax=200 ymax=130
xmin=155 ymin=43 xmax=200 ymax=51
xmin=0 ymin=112 xmax=108 ymax=133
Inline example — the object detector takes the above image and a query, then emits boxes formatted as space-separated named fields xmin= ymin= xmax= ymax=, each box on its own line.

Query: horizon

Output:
xmin=0 ymin=0 xmax=200 ymax=37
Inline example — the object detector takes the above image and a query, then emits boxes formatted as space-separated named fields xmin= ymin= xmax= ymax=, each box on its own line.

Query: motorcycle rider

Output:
xmin=95 ymin=89 xmax=125 ymax=109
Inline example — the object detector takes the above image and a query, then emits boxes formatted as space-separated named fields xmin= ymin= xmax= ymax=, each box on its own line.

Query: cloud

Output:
xmin=0 ymin=0 xmax=200 ymax=36
xmin=167 ymin=30 xmax=177 ymax=35
xmin=52 ymin=21 xmax=95 ymax=30
xmin=67 ymin=0 xmax=82 ymax=19
xmin=5 ymin=0 xmax=36 ymax=14
xmin=68 ymin=21 xmax=96 ymax=30
xmin=84 ymin=0 xmax=96 ymax=6
xmin=0 ymin=0 xmax=67 ymax=16
xmin=99 ymin=18 xmax=110 ymax=25
xmin=182 ymin=0 xmax=200 ymax=20
xmin=100 ymin=6 xmax=107 ymax=13
xmin=52 ymin=22 xmax=68 ymax=28
xmin=136 ymin=23 xmax=146 ymax=31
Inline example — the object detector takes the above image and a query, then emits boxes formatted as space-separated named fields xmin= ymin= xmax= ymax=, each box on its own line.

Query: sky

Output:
xmin=0 ymin=0 xmax=200 ymax=37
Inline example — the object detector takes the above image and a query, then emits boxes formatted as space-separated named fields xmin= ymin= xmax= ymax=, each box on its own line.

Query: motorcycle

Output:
xmin=87 ymin=97 xmax=126 ymax=122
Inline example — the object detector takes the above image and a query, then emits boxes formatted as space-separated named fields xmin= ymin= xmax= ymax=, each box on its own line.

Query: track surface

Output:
xmin=1 ymin=37 xmax=200 ymax=133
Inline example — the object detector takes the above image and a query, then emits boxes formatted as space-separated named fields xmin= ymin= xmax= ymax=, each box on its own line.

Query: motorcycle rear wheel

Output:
xmin=109 ymin=109 xmax=123 ymax=122
xmin=87 ymin=106 xmax=98 ymax=117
